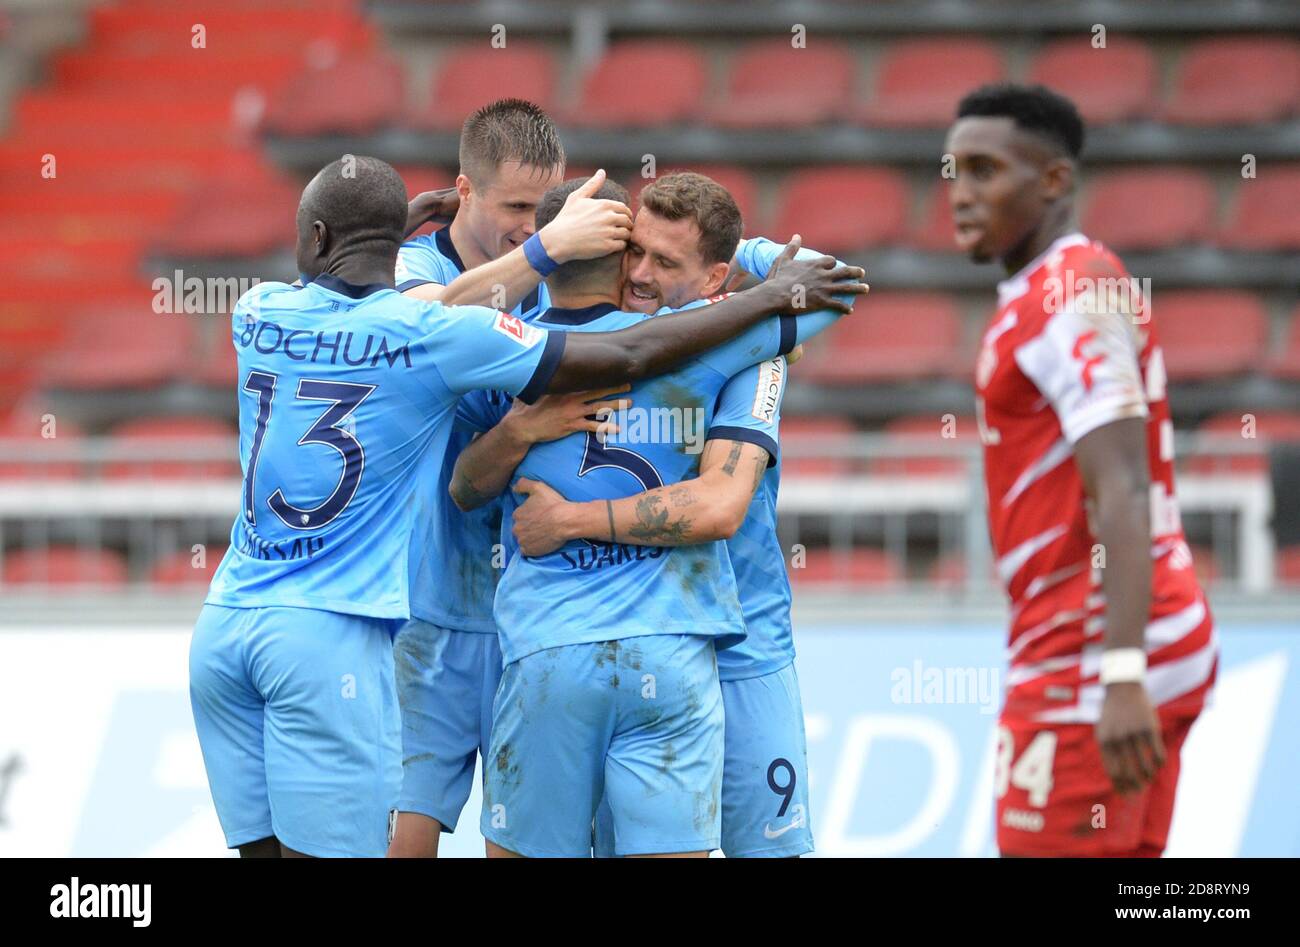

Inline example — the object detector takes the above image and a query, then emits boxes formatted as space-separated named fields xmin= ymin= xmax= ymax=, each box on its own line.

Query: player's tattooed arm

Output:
xmin=449 ymin=387 xmax=632 ymax=511
xmin=510 ymin=438 xmax=769 ymax=556
xmin=543 ymin=247 xmax=867 ymax=393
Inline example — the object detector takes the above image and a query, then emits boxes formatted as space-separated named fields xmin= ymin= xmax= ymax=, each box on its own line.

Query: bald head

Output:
xmin=296 ymin=155 xmax=408 ymax=280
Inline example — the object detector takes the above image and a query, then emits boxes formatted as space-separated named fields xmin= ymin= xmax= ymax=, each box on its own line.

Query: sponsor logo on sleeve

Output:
xmin=751 ymin=358 xmax=785 ymax=423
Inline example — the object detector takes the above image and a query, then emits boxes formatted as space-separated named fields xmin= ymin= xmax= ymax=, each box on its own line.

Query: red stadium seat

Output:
xmin=780 ymin=416 xmax=860 ymax=477
xmin=1277 ymin=546 xmax=1300 ymax=586
xmin=568 ymin=42 xmax=707 ymax=127
xmin=1187 ymin=412 xmax=1300 ymax=475
xmin=928 ymin=552 xmax=994 ymax=587
xmin=796 ymin=292 xmax=962 ymax=384
xmin=859 ymin=39 xmax=1006 ymax=127
xmin=1268 ymin=305 xmax=1300 ymax=381
xmin=41 ymin=305 xmax=200 ymax=390
xmin=625 ymin=165 xmax=760 ymax=232
xmin=912 ymin=182 xmax=959 ymax=252
xmin=1152 ymin=291 xmax=1268 ymax=380
xmin=157 ymin=165 xmax=300 ymax=258
xmin=102 ymin=417 xmax=239 ymax=481
xmin=264 ymin=54 xmax=405 ymax=135
xmin=1164 ymin=38 xmax=1300 ymax=125
xmin=2 ymin=547 xmax=128 ymax=588
xmin=1027 ymin=37 xmax=1157 ymax=125
xmin=791 ymin=548 xmax=903 ymax=586
xmin=421 ymin=43 xmax=557 ymax=129
xmin=1082 ymin=168 xmax=1216 ymax=251
xmin=150 ymin=546 xmax=227 ymax=587
xmin=706 ymin=39 xmax=855 ymax=127
xmin=871 ymin=415 xmax=978 ymax=476
xmin=771 ymin=166 xmax=908 ymax=253
xmin=0 ymin=411 xmax=85 ymax=480
xmin=1220 ymin=165 xmax=1300 ymax=251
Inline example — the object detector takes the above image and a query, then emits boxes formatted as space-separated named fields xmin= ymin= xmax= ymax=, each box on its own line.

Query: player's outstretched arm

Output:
xmin=510 ymin=438 xmax=769 ymax=557
xmin=403 ymin=170 xmax=632 ymax=308
xmin=449 ymin=386 xmax=632 ymax=511
xmin=1075 ymin=417 xmax=1166 ymax=795
xmin=543 ymin=249 xmax=867 ymax=394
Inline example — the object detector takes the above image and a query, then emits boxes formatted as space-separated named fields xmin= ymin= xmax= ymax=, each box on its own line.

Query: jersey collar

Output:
xmin=310 ymin=272 xmax=393 ymax=299
xmin=538 ymin=302 xmax=621 ymax=325
xmin=434 ymin=226 xmax=467 ymax=274
xmin=996 ymin=231 xmax=1089 ymax=307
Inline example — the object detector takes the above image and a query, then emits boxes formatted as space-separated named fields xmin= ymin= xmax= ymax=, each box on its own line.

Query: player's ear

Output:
xmin=455 ymin=173 xmax=474 ymax=204
xmin=312 ymin=220 xmax=329 ymax=257
xmin=1042 ymin=158 xmax=1075 ymax=202
xmin=701 ymin=260 xmax=730 ymax=298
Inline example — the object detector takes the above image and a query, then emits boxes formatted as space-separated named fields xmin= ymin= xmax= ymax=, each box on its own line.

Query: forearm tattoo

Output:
xmin=626 ymin=493 xmax=693 ymax=544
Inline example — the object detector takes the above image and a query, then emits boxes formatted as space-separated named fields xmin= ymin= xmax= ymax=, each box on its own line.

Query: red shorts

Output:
xmin=995 ymin=710 xmax=1198 ymax=857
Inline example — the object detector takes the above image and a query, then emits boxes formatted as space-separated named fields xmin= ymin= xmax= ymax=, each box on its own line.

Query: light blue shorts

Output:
xmin=595 ymin=661 xmax=813 ymax=857
xmin=393 ymin=619 xmax=502 ymax=832
xmin=482 ymin=634 xmax=724 ymax=858
xmin=188 ymin=603 xmax=402 ymax=857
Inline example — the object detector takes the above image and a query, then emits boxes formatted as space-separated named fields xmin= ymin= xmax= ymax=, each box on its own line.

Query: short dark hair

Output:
xmin=956 ymin=84 xmax=1085 ymax=159
xmin=535 ymin=177 xmax=631 ymax=287
xmin=298 ymin=154 xmax=407 ymax=249
xmin=639 ymin=172 xmax=742 ymax=265
xmin=459 ymin=98 xmax=565 ymax=186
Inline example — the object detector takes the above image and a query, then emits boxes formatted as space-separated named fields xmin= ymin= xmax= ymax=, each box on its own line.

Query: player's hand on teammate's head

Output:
xmin=505 ymin=384 xmax=632 ymax=446
xmin=511 ymin=477 xmax=572 ymax=558
xmin=1096 ymin=681 xmax=1167 ymax=795
xmin=404 ymin=186 xmax=461 ymax=237
xmin=540 ymin=169 xmax=634 ymax=264
xmin=762 ymin=235 xmax=869 ymax=315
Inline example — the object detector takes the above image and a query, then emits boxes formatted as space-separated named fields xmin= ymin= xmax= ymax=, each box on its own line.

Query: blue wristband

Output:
xmin=523 ymin=233 xmax=559 ymax=277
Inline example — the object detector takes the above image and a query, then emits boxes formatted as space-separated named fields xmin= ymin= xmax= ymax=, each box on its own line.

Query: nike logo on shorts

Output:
xmin=763 ymin=803 xmax=807 ymax=839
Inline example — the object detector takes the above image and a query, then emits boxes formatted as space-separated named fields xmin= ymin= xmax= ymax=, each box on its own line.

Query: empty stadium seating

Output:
xmin=707 ymin=39 xmax=855 ymax=128
xmin=772 ymin=166 xmax=908 ymax=253
xmin=859 ymin=38 xmax=1006 ymax=127
xmin=1163 ymin=37 xmax=1300 ymax=125
xmin=101 ymin=417 xmax=240 ymax=481
xmin=1220 ymin=164 xmax=1300 ymax=251
xmin=421 ymin=43 xmax=558 ymax=129
xmin=1 ymin=547 xmax=128 ymax=588
xmin=795 ymin=292 xmax=963 ymax=383
xmin=1027 ymin=37 xmax=1157 ymax=125
xmin=149 ymin=546 xmax=228 ymax=587
xmin=790 ymin=547 xmax=904 ymax=585
xmin=1152 ymin=291 xmax=1269 ymax=380
xmin=567 ymin=42 xmax=706 ymax=127
xmin=1083 ymin=168 xmax=1216 ymax=250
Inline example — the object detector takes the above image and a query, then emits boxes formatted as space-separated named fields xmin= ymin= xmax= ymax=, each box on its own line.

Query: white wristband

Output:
xmin=1100 ymin=647 xmax=1147 ymax=685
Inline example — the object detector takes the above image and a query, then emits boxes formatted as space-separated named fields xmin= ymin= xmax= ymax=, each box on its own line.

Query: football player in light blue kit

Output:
xmin=449 ymin=177 xmax=866 ymax=857
xmin=383 ymin=100 xmax=636 ymax=858
xmin=513 ymin=172 xmax=820 ymax=856
xmin=190 ymin=155 xmax=852 ymax=858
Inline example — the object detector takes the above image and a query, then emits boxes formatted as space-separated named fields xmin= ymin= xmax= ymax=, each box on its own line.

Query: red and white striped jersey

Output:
xmin=974 ymin=232 xmax=1217 ymax=724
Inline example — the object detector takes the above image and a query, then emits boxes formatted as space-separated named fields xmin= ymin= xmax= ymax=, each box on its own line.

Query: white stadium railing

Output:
xmin=0 ymin=432 xmax=1285 ymax=592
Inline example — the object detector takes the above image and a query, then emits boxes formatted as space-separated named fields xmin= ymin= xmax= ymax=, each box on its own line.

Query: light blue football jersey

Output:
xmin=205 ymin=273 xmax=564 ymax=620
xmin=706 ymin=355 xmax=792 ymax=682
xmin=708 ymin=236 xmax=809 ymax=680
xmin=458 ymin=294 xmax=843 ymax=665
xmin=397 ymin=227 xmax=551 ymax=632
